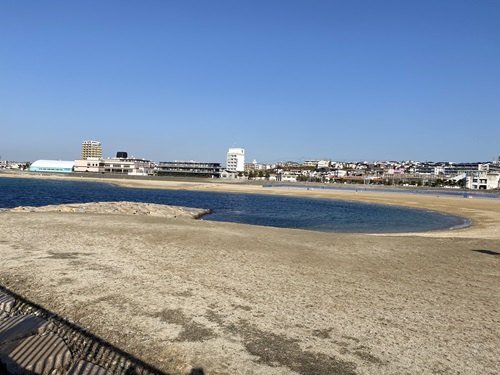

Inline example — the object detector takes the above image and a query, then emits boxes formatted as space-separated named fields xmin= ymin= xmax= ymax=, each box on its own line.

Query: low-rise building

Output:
xmin=274 ymin=171 xmax=299 ymax=182
xmin=303 ymin=160 xmax=319 ymax=167
xmin=244 ymin=160 xmax=274 ymax=172
xmin=74 ymin=158 xmax=105 ymax=173
xmin=30 ymin=160 xmax=74 ymax=173
xmin=74 ymin=156 xmax=154 ymax=175
xmin=317 ymin=160 xmax=331 ymax=169
xmin=156 ymin=161 xmax=221 ymax=178
xmin=466 ymin=172 xmax=500 ymax=190
xmin=220 ymin=170 xmax=240 ymax=179
xmin=103 ymin=157 xmax=154 ymax=175
xmin=0 ymin=161 xmax=29 ymax=170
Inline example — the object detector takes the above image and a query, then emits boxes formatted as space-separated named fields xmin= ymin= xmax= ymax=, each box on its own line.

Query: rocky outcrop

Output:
xmin=4 ymin=201 xmax=211 ymax=219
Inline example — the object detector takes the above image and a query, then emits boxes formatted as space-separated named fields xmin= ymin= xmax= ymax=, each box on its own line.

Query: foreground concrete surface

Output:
xmin=0 ymin=179 xmax=499 ymax=374
xmin=0 ymin=291 xmax=149 ymax=374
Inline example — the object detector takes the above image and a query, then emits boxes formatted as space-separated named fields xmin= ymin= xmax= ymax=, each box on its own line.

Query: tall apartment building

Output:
xmin=81 ymin=140 xmax=102 ymax=159
xmin=226 ymin=147 xmax=245 ymax=172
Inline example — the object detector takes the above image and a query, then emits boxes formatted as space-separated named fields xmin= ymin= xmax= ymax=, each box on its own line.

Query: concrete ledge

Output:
xmin=0 ymin=287 xmax=168 ymax=375
xmin=0 ymin=332 xmax=72 ymax=374
xmin=67 ymin=360 xmax=109 ymax=375
xmin=0 ymin=293 xmax=15 ymax=313
xmin=0 ymin=315 xmax=52 ymax=346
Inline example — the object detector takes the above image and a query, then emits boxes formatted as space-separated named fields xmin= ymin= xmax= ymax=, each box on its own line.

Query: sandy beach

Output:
xmin=1 ymin=174 xmax=499 ymax=374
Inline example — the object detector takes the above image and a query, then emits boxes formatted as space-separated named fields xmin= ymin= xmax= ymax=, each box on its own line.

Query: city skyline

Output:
xmin=1 ymin=1 xmax=499 ymax=164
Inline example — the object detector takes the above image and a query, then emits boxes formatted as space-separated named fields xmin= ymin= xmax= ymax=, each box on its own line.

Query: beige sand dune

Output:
xmin=1 ymin=174 xmax=499 ymax=374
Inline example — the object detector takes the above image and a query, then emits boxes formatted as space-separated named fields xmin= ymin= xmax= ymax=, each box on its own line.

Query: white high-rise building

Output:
xmin=226 ymin=147 xmax=245 ymax=172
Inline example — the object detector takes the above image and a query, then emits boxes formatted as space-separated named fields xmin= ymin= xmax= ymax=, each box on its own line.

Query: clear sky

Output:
xmin=1 ymin=1 xmax=499 ymax=164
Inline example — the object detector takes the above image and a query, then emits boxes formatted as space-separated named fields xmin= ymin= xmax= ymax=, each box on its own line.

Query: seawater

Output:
xmin=0 ymin=177 xmax=470 ymax=233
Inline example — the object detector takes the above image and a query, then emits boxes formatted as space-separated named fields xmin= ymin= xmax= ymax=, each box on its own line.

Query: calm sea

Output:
xmin=0 ymin=177 xmax=469 ymax=233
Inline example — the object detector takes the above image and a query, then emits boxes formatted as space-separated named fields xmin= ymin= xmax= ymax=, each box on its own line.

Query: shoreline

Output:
xmin=2 ymin=171 xmax=500 ymax=238
xmin=1 ymin=171 xmax=499 ymax=374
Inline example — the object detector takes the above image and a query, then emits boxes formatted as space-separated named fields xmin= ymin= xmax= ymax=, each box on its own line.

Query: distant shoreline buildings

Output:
xmin=2 ymin=140 xmax=499 ymax=190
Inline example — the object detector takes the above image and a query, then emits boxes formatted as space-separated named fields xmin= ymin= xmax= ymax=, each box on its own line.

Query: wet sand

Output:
xmin=0 ymin=174 xmax=499 ymax=374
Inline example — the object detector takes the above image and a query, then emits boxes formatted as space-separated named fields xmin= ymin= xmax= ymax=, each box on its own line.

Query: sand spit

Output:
xmin=0 ymin=173 xmax=499 ymax=374
xmin=3 ymin=201 xmax=210 ymax=219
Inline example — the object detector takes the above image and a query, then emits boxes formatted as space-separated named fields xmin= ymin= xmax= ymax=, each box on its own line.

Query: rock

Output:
xmin=0 ymin=332 xmax=72 ymax=374
xmin=4 ymin=202 xmax=210 ymax=219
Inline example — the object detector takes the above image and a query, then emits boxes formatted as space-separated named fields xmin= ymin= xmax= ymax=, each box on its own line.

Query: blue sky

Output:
xmin=1 ymin=1 xmax=499 ymax=164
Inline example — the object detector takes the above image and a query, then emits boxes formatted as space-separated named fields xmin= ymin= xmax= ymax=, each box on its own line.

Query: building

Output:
xmin=102 ymin=157 xmax=154 ymax=175
xmin=74 ymin=158 xmax=105 ymax=173
xmin=226 ymin=148 xmax=245 ymax=172
xmin=244 ymin=160 xmax=275 ymax=172
xmin=466 ymin=172 xmax=500 ymax=190
xmin=303 ymin=160 xmax=319 ymax=167
xmin=443 ymin=162 xmax=483 ymax=176
xmin=271 ymin=171 xmax=299 ymax=182
xmin=74 ymin=151 xmax=154 ymax=175
xmin=220 ymin=170 xmax=239 ymax=179
xmin=156 ymin=161 xmax=221 ymax=178
xmin=81 ymin=141 xmax=102 ymax=160
xmin=0 ymin=161 xmax=30 ymax=170
xmin=317 ymin=160 xmax=331 ymax=169
xmin=29 ymin=160 xmax=74 ymax=173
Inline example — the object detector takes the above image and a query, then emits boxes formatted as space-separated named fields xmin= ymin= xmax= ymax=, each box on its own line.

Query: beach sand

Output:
xmin=0 ymin=174 xmax=499 ymax=374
